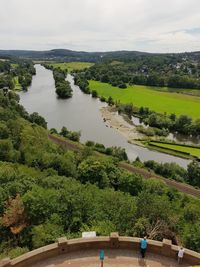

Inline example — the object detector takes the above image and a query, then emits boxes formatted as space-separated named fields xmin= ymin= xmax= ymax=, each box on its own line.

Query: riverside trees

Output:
xmin=82 ymin=56 xmax=200 ymax=89
xmin=43 ymin=64 xmax=72 ymax=98
xmin=52 ymin=68 xmax=72 ymax=98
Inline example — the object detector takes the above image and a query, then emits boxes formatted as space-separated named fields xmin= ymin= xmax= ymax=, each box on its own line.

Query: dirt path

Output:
xmin=48 ymin=134 xmax=200 ymax=199
xmin=48 ymin=134 xmax=81 ymax=151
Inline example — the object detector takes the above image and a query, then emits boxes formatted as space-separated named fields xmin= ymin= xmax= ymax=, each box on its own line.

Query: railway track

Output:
xmin=48 ymin=134 xmax=200 ymax=199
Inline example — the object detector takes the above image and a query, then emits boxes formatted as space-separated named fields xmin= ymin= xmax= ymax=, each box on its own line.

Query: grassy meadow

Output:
xmin=149 ymin=141 xmax=200 ymax=158
xmin=49 ymin=62 xmax=94 ymax=72
xmin=13 ymin=77 xmax=22 ymax=90
xmin=89 ymin=80 xmax=200 ymax=119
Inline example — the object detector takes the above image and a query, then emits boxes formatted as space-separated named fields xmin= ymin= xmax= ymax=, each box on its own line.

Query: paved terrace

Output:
xmin=31 ymin=248 xmax=188 ymax=267
xmin=1 ymin=233 xmax=200 ymax=267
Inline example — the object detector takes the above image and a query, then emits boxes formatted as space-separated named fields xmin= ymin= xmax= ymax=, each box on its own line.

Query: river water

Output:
xmin=19 ymin=65 xmax=190 ymax=168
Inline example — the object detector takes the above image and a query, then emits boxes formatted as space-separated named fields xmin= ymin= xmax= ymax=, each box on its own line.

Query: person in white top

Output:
xmin=178 ymin=247 xmax=184 ymax=264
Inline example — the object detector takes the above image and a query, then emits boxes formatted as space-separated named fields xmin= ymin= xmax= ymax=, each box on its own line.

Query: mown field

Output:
xmin=49 ymin=62 xmax=94 ymax=72
xmin=89 ymin=80 xmax=200 ymax=119
xmin=149 ymin=141 xmax=200 ymax=158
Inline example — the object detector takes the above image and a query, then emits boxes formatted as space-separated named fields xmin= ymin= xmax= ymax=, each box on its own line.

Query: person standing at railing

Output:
xmin=140 ymin=236 xmax=148 ymax=258
xmin=178 ymin=247 xmax=184 ymax=264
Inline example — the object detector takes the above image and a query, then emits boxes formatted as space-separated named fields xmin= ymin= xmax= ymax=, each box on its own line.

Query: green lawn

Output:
xmin=89 ymin=80 xmax=200 ymax=119
xmin=49 ymin=62 xmax=94 ymax=72
xmin=149 ymin=141 xmax=200 ymax=157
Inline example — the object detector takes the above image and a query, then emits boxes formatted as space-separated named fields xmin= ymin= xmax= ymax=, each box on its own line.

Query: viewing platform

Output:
xmin=1 ymin=233 xmax=200 ymax=267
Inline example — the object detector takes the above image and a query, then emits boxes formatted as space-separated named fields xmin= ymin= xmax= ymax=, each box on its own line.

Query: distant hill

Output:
xmin=0 ymin=49 xmax=149 ymax=62
xmin=1 ymin=48 xmax=200 ymax=62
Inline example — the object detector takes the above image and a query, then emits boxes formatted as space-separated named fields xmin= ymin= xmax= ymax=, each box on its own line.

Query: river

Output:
xmin=19 ymin=64 xmax=190 ymax=168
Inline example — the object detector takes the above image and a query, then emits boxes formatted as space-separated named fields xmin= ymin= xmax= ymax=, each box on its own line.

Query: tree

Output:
xmin=124 ymin=103 xmax=134 ymax=117
xmin=0 ymin=122 xmax=9 ymax=138
xmin=81 ymin=220 xmax=116 ymax=236
xmin=32 ymin=223 xmax=64 ymax=249
xmin=108 ymin=96 xmax=114 ymax=106
xmin=1 ymin=194 xmax=27 ymax=235
xmin=182 ymin=223 xmax=200 ymax=252
xmin=187 ymin=161 xmax=200 ymax=187
xmin=78 ymin=158 xmax=110 ymax=188
xmin=60 ymin=126 xmax=69 ymax=137
xmin=29 ymin=112 xmax=47 ymax=129
xmin=55 ymin=81 xmax=72 ymax=98
xmin=22 ymin=186 xmax=60 ymax=225
xmin=91 ymin=90 xmax=98 ymax=98
xmin=174 ymin=115 xmax=192 ymax=134
xmin=0 ymin=139 xmax=20 ymax=162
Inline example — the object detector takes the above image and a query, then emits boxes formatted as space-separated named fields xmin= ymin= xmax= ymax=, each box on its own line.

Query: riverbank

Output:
xmin=100 ymin=106 xmax=200 ymax=160
xmin=100 ymin=106 xmax=146 ymax=145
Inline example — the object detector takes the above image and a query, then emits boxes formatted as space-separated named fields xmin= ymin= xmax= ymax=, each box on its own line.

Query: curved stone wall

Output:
xmin=1 ymin=233 xmax=200 ymax=267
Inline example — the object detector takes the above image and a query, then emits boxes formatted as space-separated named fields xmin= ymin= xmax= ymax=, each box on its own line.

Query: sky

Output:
xmin=0 ymin=0 xmax=200 ymax=52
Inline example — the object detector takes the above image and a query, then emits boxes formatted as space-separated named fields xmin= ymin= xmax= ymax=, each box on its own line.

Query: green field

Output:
xmin=149 ymin=141 xmax=200 ymax=158
xmin=49 ymin=62 xmax=94 ymax=72
xmin=148 ymin=86 xmax=200 ymax=96
xmin=11 ymin=63 xmax=18 ymax=69
xmin=13 ymin=77 xmax=22 ymax=90
xmin=89 ymin=80 xmax=200 ymax=119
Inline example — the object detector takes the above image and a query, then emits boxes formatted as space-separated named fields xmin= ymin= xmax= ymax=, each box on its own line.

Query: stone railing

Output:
xmin=1 ymin=233 xmax=200 ymax=267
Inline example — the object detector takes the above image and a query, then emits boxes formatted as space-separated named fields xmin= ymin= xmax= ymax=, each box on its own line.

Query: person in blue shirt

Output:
xmin=140 ymin=236 xmax=148 ymax=258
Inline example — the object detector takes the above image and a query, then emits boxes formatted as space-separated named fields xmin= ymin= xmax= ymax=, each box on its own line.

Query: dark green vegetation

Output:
xmin=85 ymin=140 xmax=128 ymax=161
xmin=78 ymin=53 xmax=200 ymax=89
xmin=43 ymin=64 xmax=72 ymax=98
xmin=0 ymin=86 xmax=200 ymax=259
xmin=74 ymin=73 xmax=90 ymax=94
xmin=141 ymin=159 xmax=200 ymax=187
xmin=138 ymin=111 xmax=200 ymax=136
xmin=0 ymin=61 xmax=14 ymax=89
xmin=0 ymin=59 xmax=35 ymax=91
xmin=1 ymin=48 xmax=200 ymax=66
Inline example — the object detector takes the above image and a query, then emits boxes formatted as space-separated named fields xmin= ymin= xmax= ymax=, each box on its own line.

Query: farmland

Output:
xmin=89 ymin=80 xmax=200 ymax=119
xmin=48 ymin=62 xmax=94 ymax=72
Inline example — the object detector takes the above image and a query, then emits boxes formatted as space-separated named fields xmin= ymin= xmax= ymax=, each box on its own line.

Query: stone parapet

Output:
xmin=0 ymin=233 xmax=199 ymax=267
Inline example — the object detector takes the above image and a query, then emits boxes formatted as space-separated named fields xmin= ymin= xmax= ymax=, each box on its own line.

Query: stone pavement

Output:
xmin=32 ymin=248 xmax=190 ymax=267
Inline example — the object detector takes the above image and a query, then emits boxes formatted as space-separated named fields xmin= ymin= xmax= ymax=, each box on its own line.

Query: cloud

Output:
xmin=0 ymin=0 xmax=200 ymax=52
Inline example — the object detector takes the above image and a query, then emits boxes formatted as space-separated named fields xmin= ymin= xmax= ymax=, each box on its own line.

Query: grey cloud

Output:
xmin=0 ymin=0 xmax=200 ymax=52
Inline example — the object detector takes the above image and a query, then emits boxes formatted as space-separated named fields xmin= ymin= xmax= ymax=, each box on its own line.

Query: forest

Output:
xmin=75 ymin=54 xmax=200 ymax=89
xmin=0 ymin=59 xmax=35 ymax=91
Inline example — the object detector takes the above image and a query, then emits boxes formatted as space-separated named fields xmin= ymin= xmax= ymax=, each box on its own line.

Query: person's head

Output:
xmin=143 ymin=236 xmax=147 ymax=240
